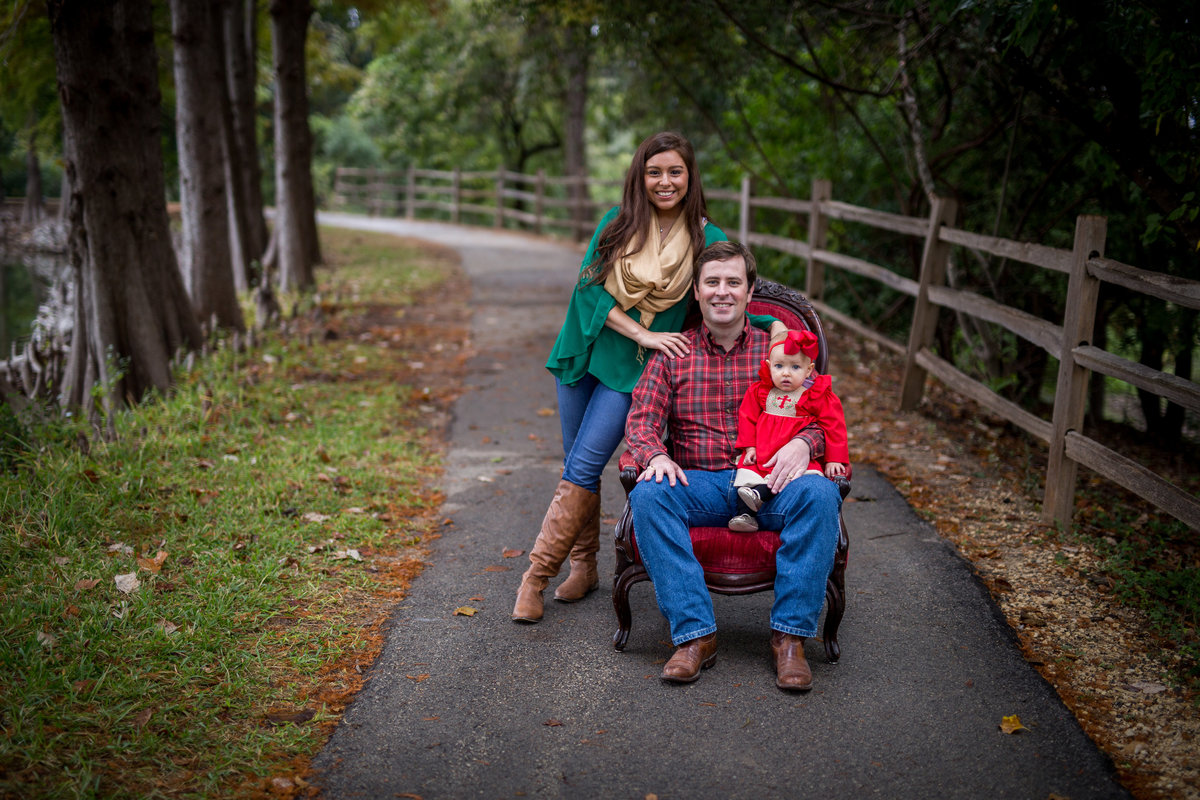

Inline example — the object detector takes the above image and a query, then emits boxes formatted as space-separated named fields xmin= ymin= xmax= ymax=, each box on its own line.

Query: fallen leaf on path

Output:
xmin=406 ymin=674 xmax=430 ymax=682
xmin=483 ymin=565 xmax=511 ymax=572
xmin=999 ymin=714 xmax=1026 ymax=734
xmin=536 ymin=408 xmax=555 ymax=417
xmin=543 ymin=719 xmax=563 ymax=727
xmin=502 ymin=548 xmax=524 ymax=558
xmin=453 ymin=606 xmax=477 ymax=616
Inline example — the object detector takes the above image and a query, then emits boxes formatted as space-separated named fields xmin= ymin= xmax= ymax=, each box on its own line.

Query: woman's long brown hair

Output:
xmin=585 ymin=132 xmax=710 ymax=285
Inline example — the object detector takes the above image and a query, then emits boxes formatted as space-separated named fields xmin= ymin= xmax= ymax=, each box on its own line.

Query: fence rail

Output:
xmin=332 ymin=165 xmax=1200 ymax=531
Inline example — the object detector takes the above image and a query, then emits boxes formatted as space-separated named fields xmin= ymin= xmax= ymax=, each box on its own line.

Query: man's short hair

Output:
xmin=695 ymin=240 xmax=757 ymax=287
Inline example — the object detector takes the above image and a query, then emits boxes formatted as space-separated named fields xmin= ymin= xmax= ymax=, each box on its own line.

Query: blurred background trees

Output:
xmin=0 ymin=0 xmax=1195 ymax=442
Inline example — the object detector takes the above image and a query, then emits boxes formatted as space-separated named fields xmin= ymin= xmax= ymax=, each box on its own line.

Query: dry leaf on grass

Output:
xmin=114 ymin=572 xmax=140 ymax=594
xmin=137 ymin=550 xmax=169 ymax=573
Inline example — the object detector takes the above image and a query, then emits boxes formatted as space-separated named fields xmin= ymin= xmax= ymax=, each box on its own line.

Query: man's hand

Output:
xmin=639 ymin=454 xmax=689 ymax=487
xmin=762 ymin=437 xmax=811 ymax=494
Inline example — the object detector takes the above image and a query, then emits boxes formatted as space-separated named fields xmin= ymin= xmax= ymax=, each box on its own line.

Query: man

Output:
xmin=624 ymin=240 xmax=843 ymax=691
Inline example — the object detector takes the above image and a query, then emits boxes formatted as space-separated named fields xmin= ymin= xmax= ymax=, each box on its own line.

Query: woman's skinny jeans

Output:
xmin=555 ymin=374 xmax=631 ymax=493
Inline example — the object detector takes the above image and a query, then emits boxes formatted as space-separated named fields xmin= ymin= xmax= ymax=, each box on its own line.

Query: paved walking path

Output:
xmin=311 ymin=212 xmax=1129 ymax=799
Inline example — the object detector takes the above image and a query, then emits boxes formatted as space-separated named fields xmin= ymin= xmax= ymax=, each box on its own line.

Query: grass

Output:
xmin=0 ymin=227 xmax=460 ymax=798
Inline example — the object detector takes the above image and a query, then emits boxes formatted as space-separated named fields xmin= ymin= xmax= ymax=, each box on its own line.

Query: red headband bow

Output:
xmin=772 ymin=329 xmax=819 ymax=361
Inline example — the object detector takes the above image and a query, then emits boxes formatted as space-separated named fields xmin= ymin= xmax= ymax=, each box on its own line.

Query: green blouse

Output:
xmin=546 ymin=207 xmax=776 ymax=393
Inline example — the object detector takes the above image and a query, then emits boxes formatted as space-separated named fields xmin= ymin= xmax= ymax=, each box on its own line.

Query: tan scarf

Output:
xmin=603 ymin=212 xmax=694 ymax=336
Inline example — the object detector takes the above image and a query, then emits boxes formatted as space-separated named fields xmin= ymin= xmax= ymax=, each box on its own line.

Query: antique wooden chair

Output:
xmin=611 ymin=279 xmax=851 ymax=663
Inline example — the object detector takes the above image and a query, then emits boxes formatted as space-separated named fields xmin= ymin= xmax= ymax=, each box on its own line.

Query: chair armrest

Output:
xmin=618 ymin=450 xmax=639 ymax=496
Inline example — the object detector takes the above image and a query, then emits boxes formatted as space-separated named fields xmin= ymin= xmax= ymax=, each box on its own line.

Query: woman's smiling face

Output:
xmin=644 ymin=150 xmax=689 ymax=217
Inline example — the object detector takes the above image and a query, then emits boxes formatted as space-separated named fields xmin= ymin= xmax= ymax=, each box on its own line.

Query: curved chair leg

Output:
xmin=822 ymin=516 xmax=849 ymax=663
xmin=611 ymin=564 xmax=646 ymax=651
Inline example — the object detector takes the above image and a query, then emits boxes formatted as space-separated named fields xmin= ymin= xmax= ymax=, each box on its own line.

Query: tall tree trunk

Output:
xmin=225 ymin=0 xmax=268 ymax=276
xmin=48 ymin=0 xmax=203 ymax=420
xmin=22 ymin=118 xmax=45 ymax=226
xmin=269 ymin=0 xmax=320 ymax=293
xmin=217 ymin=0 xmax=252 ymax=293
xmin=561 ymin=24 xmax=589 ymax=242
xmin=172 ymin=0 xmax=244 ymax=333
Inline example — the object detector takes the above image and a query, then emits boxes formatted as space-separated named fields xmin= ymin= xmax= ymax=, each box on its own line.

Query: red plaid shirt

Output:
xmin=625 ymin=318 xmax=825 ymax=471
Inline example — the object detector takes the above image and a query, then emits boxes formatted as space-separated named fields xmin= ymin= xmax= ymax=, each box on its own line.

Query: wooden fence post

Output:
xmin=332 ymin=167 xmax=344 ymax=208
xmin=494 ymin=168 xmax=505 ymax=229
xmin=738 ymin=175 xmax=753 ymax=244
xmin=534 ymin=169 xmax=545 ymax=235
xmin=806 ymin=179 xmax=832 ymax=301
xmin=405 ymin=165 xmax=416 ymax=220
xmin=899 ymin=195 xmax=958 ymax=410
xmin=451 ymin=168 xmax=461 ymax=225
xmin=1043 ymin=215 xmax=1108 ymax=526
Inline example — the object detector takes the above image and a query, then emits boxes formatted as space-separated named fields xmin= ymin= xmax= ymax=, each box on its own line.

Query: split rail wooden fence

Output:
xmin=333 ymin=166 xmax=1200 ymax=531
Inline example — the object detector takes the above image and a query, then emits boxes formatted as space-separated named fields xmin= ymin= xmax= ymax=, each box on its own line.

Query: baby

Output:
xmin=729 ymin=329 xmax=849 ymax=532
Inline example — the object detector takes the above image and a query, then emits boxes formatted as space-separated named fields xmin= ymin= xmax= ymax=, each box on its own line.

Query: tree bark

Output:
xmin=561 ymin=24 xmax=589 ymax=242
xmin=224 ymin=0 xmax=268 ymax=277
xmin=269 ymin=0 xmax=320 ymax=292
xmin=22 ymin=118 xmax=45 ymax=226
xmin=48 ymin=0 xmax=203 ymax=419
xmin=172 ymin=0 xmax=244 ymax=333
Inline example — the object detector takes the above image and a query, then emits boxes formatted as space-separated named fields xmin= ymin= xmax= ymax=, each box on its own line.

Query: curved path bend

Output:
xmin=311 ymin=211 xmax=1129 ymax=800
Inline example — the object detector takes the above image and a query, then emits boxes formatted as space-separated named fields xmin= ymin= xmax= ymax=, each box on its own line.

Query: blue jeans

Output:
xmin=629 ymin=470 xmax=841 ymax=645
xmin=555 ymin=374 xmax=632 ymax=492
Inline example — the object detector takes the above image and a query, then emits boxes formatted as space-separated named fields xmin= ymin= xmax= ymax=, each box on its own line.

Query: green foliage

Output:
xmin=1073 ymin=501 xmax=1200 ymax=682
xmin=346 ymin=0 xmax=564 ymax=173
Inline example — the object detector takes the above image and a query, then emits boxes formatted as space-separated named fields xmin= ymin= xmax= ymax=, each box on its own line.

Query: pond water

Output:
xmin=0 ymin=252 xmax=70 ymax=356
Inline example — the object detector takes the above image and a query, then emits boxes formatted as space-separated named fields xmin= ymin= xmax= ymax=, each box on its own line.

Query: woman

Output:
xmin=512 ymin=131 xmax=779 ymax=622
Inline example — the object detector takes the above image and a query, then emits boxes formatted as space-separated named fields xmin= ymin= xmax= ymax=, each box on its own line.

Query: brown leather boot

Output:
xmin=771 ymin=631 xmax=813 ymax=691
xmin=660 ymin=633 xmax=718 ymax=683
xmin=511 ymin=480 xmax=597 ymax=623
xmin=554 ymin=483 xmax=601 ymax=602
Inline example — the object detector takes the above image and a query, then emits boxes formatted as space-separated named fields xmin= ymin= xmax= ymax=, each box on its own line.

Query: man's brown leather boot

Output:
xmin=660 ymin=633 xmax=718 ymax=683
xmin=771 ymin=631 xmax=813 ymax=691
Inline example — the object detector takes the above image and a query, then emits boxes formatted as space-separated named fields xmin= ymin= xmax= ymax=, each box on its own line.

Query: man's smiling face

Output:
xmin=694 ymin=255 xmax=752 ymax=332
